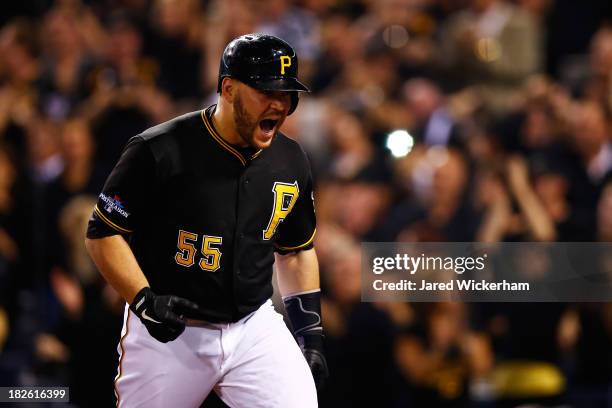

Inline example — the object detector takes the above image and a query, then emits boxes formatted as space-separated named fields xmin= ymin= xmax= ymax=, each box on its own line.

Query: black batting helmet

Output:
xmin=217 ymin=33 xmax=309 ymax=115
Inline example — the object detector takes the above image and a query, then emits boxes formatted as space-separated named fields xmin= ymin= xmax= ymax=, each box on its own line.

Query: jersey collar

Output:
xmin=201 ymin=105 xmax=263 ymax=166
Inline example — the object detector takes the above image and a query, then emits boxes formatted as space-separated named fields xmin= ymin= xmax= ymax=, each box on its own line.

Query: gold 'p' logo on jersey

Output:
xmin=280 ymin=56 xmax=292 ymax=75
xmin=263 ymin=181 xmax=299 ymax=240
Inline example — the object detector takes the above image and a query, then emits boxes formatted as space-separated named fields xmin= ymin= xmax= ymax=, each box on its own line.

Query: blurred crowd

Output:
xmin=1 ymin=0 xmax=612 ymax=407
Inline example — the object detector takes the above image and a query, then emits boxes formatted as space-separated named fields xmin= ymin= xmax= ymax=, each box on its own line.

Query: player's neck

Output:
xmin=211 ymin=102 xmax=248 ymax=147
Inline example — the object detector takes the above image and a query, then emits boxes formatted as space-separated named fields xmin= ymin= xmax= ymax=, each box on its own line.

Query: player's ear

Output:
xmin=221 ymin=77 xmax=235 ymax=102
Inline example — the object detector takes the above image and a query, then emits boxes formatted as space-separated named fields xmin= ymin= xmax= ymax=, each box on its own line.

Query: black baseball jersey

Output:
xmin=87 ymin=105 xmax=316 ymax=322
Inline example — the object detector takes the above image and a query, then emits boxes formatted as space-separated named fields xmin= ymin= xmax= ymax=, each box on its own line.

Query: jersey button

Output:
xmin=244 ymin=179 xmax=250 ymax=185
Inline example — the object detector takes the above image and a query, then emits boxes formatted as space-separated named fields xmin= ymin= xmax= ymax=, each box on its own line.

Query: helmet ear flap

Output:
xmin=288 ymin=92 xmax=299 ymax=115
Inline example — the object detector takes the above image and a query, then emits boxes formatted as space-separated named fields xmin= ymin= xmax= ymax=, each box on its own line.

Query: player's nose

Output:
xmin=267 ymin=91 xmax=291 ymax=113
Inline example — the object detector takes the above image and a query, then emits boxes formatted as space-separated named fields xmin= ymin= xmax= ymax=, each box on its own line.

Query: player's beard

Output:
xmin=233 ymin=92 xmax=259 ymax=148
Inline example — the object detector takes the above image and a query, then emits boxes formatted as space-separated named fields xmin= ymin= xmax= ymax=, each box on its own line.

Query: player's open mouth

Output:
xmin=259 ymin=119 xmax=278 ymax=134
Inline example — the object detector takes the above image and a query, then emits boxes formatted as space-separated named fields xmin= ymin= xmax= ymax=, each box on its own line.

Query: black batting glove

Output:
xmin=301 ymin=332 xmax=329 ymax=391
xmin=283 ymin=289 xmax=329 ymax=391
xmin=130 ymin=287 xmax=202 ymax=343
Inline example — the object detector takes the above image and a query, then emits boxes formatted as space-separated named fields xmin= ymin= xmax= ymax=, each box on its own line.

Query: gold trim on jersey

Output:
xmin=200 ymin=108 xmax=263 ymax=165
xmin=94 ymin=205 xmax=134 ymax=234
xmin=275 ymin=228 xmax=316 ymax=251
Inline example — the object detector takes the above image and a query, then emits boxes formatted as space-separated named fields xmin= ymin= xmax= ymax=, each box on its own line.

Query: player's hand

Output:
xmin=297 ymin=331 xmax=329 ymax=390
xmin=283 ymin=289 xmax=329 ymax=391
xmin=129 ymin=287 xmax=202 ymax=343
xmin=301 ymin=334 xmax=329 ymax=391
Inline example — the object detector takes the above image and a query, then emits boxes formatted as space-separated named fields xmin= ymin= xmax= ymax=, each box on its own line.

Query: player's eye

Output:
xmin=257 ymin=89 xmax=290 ymax=107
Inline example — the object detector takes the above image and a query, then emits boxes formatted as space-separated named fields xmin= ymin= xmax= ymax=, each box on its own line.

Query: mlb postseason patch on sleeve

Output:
xmin=94 ymin=193 xmax=133 ymax=233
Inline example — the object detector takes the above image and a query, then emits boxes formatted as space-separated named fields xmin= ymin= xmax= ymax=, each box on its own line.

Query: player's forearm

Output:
xmin=275 ymin=248 xmax=320 ymax=296
xmin=277 ymin=248 xmax=328 ymax=388
xmin=85 ymin=235 xmax=149 ymax=304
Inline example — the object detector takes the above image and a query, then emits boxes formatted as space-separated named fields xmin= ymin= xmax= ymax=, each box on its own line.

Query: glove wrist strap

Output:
xmin=130 ymin=287 xmax=153 ymax=316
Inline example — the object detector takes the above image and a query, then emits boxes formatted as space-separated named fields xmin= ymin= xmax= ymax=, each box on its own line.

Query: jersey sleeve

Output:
xmin=86 ymin=136 xmax=155 ymax=238
xmin=274 ymin=168 xmax=317 ymax=254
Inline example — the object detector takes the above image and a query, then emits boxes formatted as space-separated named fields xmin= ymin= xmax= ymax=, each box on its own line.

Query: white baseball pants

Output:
xmin=114 ymin=299 xmax=318 ymax=407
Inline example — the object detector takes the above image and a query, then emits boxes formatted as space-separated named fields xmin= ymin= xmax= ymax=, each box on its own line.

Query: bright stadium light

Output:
xmin=385 ymin=129 xmax=414 ymax=158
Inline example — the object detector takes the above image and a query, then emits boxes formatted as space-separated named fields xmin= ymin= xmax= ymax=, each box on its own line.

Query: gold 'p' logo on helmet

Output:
xmin=280 ymin=56 xmax=292 ymax=75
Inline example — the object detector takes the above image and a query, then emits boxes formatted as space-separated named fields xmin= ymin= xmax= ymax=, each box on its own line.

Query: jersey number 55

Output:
xmin=174 ymin=230 xmax=223 ymax=272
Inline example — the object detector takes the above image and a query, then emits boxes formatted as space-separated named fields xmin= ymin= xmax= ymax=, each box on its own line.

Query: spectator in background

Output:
xmin=314 ymin=106 xmax=394 ymax=242
xmin=476 ymin=156 xmax=556 ymax=242
xmin=402 ymin=78 xmax=462 ymax=148
xmin=0 ymin=18 xmax=39 ymax=111
xmin=0 ymin=19 xmax=39 ymax=165
xmin=33 ymin=120 xmax=101 ymax=398
xmin=565 ymin=100 xmax=612 ymax=239
xmin=380 ymin=147 xmax=480 ymax=242
xmin=569 ymin=101 xmax=612 ymax=185
xmin=148 ymin=0 xmax=205 ymax=102
xmin=394 ymin=0 xmax=448 ymax=80
xmin=50 ymin=195 xmax=123 ymax=407
xmin=393 ymin=302 xmax=492 ymax=407
xmin=82 ymin=12 xmax=172 ymax=171
xmin=531 ymin=157 xmax=575 ymax=240
xmin=255 ymin=0 xmax=321 ymax=64
xmin=309 ymin=12 xmax=362 ymax=93
xmin=336 ymin=181 xmax=393 ymax=240
xmin=558 ymin=182 xmax=612 ymax=407
xmin=362 ymin=47 xmax=412 ymax=136
xmin=598 ymin=181 xmax=612 ymax=242
xmin=0 ymin=146 xmax=19 ymax=317
xmin=94 ymin=13 xmax=160 ymax=93
xmin=0 ymin=19 xmax=40 ymax=380
xmin=0 ymin=306 xmax=6 ymax=354
xmin=545 ymin=0 xmax=612 ymax=78
xmin=203 ymin=0 xmax=259 ymax=95
xmin=565 ymin=302 xmax=612 ymax=408
xmin=581 ymin=26 xmax=612 ymax=108
xmin=42 ymin=118 xmax=103 ymax=274
xmin=37 ymin=4 xmax=102 ymax=120
xmin=440 ymin=0 xmax=542 ymax=112
xmin=325 ymin=106 xmax=385 ymax=181
xmin=279 ymin=97 xmax=331 ymax=184
xmin=0 ymin=144 xmax=36 ymax=387
xmin=316 ymin=227 xmax=400 ymax=408
xmin=26 ymin=118 xmax=63 ymax=184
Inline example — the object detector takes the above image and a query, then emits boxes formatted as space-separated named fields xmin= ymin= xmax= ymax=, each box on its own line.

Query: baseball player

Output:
xmin=85 ymin=34 xmax=328 ymax=407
